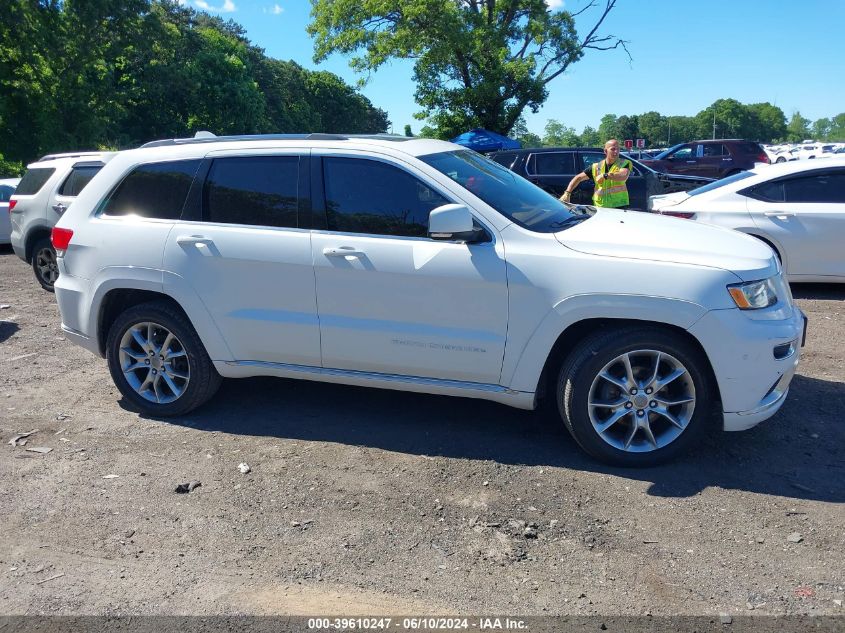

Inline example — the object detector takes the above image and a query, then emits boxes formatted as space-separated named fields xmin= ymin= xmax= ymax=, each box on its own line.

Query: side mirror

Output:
xmin=428 ymin=204 xmax=482 ymax=242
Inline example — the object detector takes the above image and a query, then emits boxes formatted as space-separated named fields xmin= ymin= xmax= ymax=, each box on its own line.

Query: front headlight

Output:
xmin=727 ymin=277 xmax=778 ymax=309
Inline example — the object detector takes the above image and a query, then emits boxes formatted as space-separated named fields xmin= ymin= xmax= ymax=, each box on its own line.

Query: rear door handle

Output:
xmin=763 ymin=211 xmax=795 ymax=218
xmin=323 ymin=246 xmax=365 ymax=258
xmin=176 ymin=235 xmax=215 ymax=255
xmin=52 ymin=203 xmax=67 ymax=214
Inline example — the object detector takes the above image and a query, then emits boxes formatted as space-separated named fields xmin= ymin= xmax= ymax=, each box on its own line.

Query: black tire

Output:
xmin=556 ymin=326 xmax=715 ymax=467
xmin=31 ymin=236 xmax=59 ymax=292
xmin=775 ymin=157 xmax=786 ymax=163
xmin=106 ymin=301 xmax=222 ymax=416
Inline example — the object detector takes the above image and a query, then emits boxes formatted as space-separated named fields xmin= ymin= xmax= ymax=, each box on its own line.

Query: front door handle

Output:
xmin=763 ymin=211 xmax=795 ymax=218
xmin=52 ymin=203 xmax=67 ymax=214
xmin=323 ymin=246 xmax=365 ymax=258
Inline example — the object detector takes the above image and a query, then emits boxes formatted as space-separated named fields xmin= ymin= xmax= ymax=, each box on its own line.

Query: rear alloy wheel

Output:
xmin=557 ymin=327 xmax=714 ymax=466
xmin=106 ymin=301 xmax=221 ymax=416
xmin=31 ymin=237 xmax=59 ymax=291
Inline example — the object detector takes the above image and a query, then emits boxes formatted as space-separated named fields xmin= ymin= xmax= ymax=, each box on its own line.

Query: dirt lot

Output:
xmin=0 ymin=245 xmax=843 ymax=617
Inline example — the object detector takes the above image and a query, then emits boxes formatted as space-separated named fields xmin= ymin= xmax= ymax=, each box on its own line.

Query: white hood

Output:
xmin=556 ymin=209 xmax=777 ymax=281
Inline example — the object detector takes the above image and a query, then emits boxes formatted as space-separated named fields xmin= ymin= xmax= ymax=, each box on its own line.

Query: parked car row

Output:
xmin=765 ymin=142 xmax=845 ymax=163
xmin=489 ymin=147 xmax=713 ymax=210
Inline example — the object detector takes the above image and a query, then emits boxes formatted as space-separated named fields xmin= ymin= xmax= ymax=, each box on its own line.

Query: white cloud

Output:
xmin=194 ymin=0 xmax=236 ymax=12
xmin=272 ymin=4 xmax=283 ymax=14
xmin=545 ymin=0 xmax=565 ymax=10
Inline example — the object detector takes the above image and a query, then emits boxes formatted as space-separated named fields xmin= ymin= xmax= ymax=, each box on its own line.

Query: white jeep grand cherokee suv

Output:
xmin=52 ymin=134 xmax=806 ymax=466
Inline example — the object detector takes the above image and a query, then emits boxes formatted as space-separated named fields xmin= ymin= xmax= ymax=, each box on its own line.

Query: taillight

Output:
xmin=659 ymin=210 xmax=696 ymax=219
xmin=51 ymin=227 xmax=73 ymax=255
xmin=758 ymin=152 xmax=770 ymax=164
xmin=8 ymin=199 xmax=17 ymax=212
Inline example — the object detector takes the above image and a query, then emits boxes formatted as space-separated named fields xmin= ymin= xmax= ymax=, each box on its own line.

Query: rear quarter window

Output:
xmin=15 ymin=168 xmax=56 ymax=195
xmin=101 ymin=160 xmax=201 ymax=219
xmin=59 ymin=164 xmax=103 ymax=197
xmin=0 ymin=185 xmax=15 ymax=202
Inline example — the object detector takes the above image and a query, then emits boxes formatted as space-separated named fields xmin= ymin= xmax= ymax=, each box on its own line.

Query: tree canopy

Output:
xmin=0 ymin=0 xmax=389 ymax=172
xmin=308 ymin=0 xmax=629 ymax=139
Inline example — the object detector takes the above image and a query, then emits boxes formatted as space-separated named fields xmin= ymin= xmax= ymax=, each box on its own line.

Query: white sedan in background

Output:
xmin=650 ymin=158 xmax=845 ymax=282
xmin=0 ymin=177 xmax=21 ymax=244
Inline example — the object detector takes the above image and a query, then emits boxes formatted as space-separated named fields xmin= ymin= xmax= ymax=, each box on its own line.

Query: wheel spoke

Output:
xmin=646 ymin=352 xmax=662 ymax=388
xmin=598 ymin=371 xmax=628 ymax=391
xmin=653 ymin=367 xmax=686 ymax=392
xmin=595 ymin=408 xmax=632 ymax=434
xmin=152 ymin=373 xmax=162 ymax=403
xmin=162 ymin=373 xmax=183 ymax=397
xmin=621 ymin=353 xmax=637 ymax=389
xmin=121 ymin=346 xmax=147 ymax=361
xmin=623 ymin=421 xmax=639 ymax=449
xmin=123 ymin=361 xmax=147 ymax=374
xmin=138 ymin=369 xmax=154 ymax=394
xmin=641 ymin=418 xmax=659 ymax=449
xmin=656 ymin=395 xmax=695 ymax=407
xmin=165 ymin=368 xmax=188 ymax=381
xmin=159 ymin=332 xmax=174 ymax=357
xmin=131 ymin=328 xmax=148 ymax=351
xmin=166 ymin=350 xmax=186 ymax=360
xmin=653 ymin=407 xmax=686 ymax=430
xmin=588 ymin=396 xmax=628 ymax=409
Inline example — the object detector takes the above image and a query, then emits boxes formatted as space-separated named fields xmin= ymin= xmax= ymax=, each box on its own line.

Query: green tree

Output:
xmin=579 ymin=125 xmax=600 ymax=146
xmin=828 ymin=113 xmax=845 ymax=141
xmin=786 ymin=111 xmax=811 ymax=142
xmin=695 ymin=99 xmax=750 ymax=140
xmin=811 ymin=118 xmax=832 ymax=141
xmin=542 ymin=119 xmax=579 ymax=146
xmin=636 ymin=111 xmax=664 ymax=147
xmin=597 ymin=114 xmax=620 ymax=141
xmin=746 ymin=102 xmax=786 ymax=142
xmin=308 ymin=0 xmax=628 ymax=138
xmin=665 ymin=116 xmax=697 ymax=145
xmin=510 ymin=117 xmax=542 ymax=148
xmin=404 ymin=124 xmax=413 ymax=136
xmin=615 ymin=114 xmax=638 ymax=143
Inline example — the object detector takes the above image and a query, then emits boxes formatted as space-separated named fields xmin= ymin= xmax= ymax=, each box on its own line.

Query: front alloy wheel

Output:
xmin=587 ymin=350 xmax=695 ymax=453
xmin=557 ymin=327 xmax=714 ymax=466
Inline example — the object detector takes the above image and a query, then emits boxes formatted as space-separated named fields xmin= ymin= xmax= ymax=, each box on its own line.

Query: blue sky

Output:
xmin=186 ymin=0 xmax=845 ymax=136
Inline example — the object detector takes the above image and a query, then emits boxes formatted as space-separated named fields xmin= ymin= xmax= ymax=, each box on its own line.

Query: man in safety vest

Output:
xmin=559 ymin=139 xmax=631 ymax=208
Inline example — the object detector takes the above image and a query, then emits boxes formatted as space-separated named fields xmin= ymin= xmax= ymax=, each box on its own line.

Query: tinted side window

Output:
xmin=580 ymin=152 xmax=604 ymax=171
xmin=323 ymin=157 xmax=449 ymax=237
xmin=59 ymin=165 xmax=102 ymax=197
xmin=491 ymin=153 xmax=516 ymax=169
xmin=703 ymin=144 xmax=727 ymax=157
xmin=0 ymin=185 xmax=14 ymax=202
xmin=784 ymin=172 xmax=845 ymax=203
xmin=736 ymin=142 xmax=763 ymax=155
xmin=16 ymin=168 xmax=55 ymax=195
xmin=671 ymin=145 xmax=694 ymax=160
xmin=531 ymin=152 xmax=575 ymax=175
xmin=747 ymin=180 xmax=785 ymax=202
xmin=204 ymin=156 xmax=298 ymax=228
xmin=101 ymin=160 xmax=200 ymax=219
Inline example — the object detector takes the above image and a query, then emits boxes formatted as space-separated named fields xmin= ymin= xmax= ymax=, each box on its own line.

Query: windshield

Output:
xmin=687 ymin=170 xmax=755 ymax=196
xmin=419 ymin=150 xmax=581 ymax=233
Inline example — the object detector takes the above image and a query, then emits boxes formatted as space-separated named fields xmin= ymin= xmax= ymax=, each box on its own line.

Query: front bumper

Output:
xmin=689 ymin=306 xmax=806 ymax=431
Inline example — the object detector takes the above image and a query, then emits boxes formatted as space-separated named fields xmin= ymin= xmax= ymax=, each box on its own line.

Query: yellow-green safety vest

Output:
xmin=592 ymin=158 xmax=631 ymax=208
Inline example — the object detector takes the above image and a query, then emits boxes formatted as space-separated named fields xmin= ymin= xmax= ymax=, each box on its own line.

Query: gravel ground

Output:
xmin=0 ymin=245 xmax=843 ymax=617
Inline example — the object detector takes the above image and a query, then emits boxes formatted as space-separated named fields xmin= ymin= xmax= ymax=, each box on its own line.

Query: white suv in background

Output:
xmin=51 ymin=134 xmax=806 ymax=466
xmin=10 ymin=152 xmax=114 ymax=290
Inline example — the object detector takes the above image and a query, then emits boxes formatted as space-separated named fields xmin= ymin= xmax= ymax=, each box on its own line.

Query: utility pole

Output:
xmin=667 ymin=119 xmax=671 ymax=145
xmin=712 ymin=109 xmax=717 ymax=140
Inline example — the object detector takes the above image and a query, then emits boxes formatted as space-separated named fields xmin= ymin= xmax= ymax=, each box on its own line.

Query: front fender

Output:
xmin=503 ymin=293 xmax=708 ymax=393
